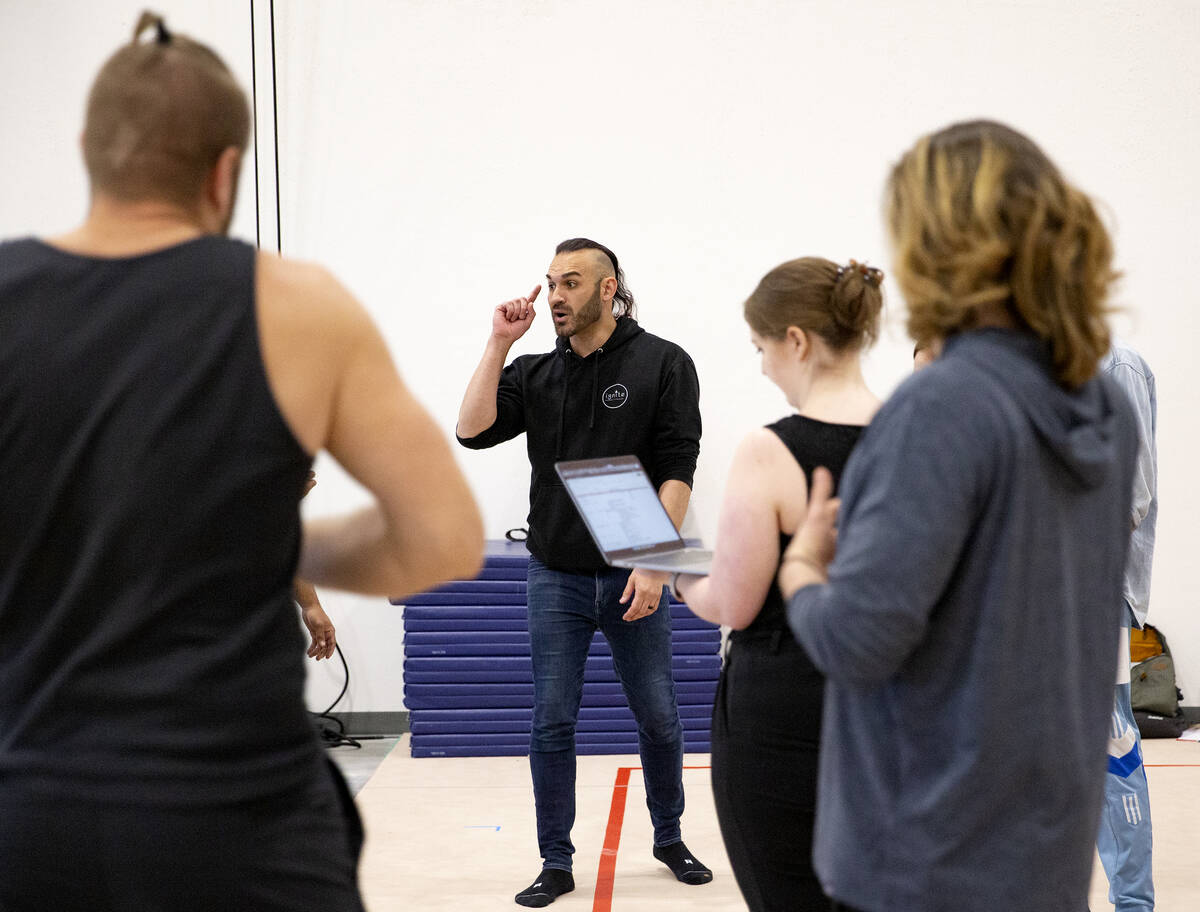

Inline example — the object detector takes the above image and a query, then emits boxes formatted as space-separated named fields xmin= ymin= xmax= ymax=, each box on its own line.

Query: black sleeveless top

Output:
xmin=0 ymin=237 xmax=317 ymax=805
xmin=730 ymin=413 xmax=865 ymax=641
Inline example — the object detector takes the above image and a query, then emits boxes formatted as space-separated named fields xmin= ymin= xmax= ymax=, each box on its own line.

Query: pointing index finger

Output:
xmin=527 ymin=284 xmax=541 ymax=303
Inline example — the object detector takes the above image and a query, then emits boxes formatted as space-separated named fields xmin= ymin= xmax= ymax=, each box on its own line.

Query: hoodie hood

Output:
xmin=553 ymin=314 xmax=645 ymax=358
xmin=945 ymin=329 xmax=1125 ymax=490
xmin=554 ymin=316 xmax=646 ymax=448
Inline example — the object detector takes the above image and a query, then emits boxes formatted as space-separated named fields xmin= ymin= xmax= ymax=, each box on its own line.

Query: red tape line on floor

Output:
xmin=1145 ymin=763 xmax=1200 ymax=767
xmin=592 ymin=766 xmax=631 ymax=912
xmin=592 ymin=765 xmax=711 ymax=912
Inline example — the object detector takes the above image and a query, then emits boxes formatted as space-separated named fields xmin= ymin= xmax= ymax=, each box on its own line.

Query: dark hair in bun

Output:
xmin=744 ymin=257 xmax=884 ymax=352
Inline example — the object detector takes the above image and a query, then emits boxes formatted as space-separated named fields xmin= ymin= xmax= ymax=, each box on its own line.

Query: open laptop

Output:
xmin=555 ymin=455 xmax=712 ymax=574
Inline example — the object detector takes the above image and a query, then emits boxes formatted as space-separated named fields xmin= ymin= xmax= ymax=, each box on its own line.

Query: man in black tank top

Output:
xmin=0 ymin=15 xmax=484 ymax=912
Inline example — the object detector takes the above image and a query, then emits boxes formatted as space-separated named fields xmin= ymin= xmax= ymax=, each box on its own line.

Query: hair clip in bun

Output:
xmin=842 ymin=259 xmax=884 ymax=288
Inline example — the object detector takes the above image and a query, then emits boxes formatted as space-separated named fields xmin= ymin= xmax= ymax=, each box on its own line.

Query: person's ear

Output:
xmin=601 ymin=275 xmax=617 ymax=303
xmin=206 ymin=146 xmax=242 ymax=227
xmin=785 ymin=325 xmax=810 ymax=360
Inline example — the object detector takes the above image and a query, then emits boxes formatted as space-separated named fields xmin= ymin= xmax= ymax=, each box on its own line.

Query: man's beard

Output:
xmin=555 ymin=281 xmax=605 ymax=338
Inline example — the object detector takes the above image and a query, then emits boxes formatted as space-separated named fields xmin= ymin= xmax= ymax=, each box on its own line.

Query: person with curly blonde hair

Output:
xmin=778 ymin=121 xmax=1139 ymax=912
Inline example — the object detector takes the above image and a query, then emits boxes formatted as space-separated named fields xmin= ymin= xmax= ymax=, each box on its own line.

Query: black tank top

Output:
xmin=730 ymin=413 xmax=865 ymax=641
xmin=0 ymin=237 xmax=318 ymax=805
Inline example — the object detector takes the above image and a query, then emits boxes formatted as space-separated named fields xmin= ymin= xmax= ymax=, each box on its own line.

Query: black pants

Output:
xmin=0 ymin=757 xmax=364 ymax=912
xmin=711 ymin=632 xmax=827 ymax=911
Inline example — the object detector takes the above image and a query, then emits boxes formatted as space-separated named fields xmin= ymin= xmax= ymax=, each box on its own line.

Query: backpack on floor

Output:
xmin=1130 ymin=623 xmax=1186 ymax=737
xmin=1130 ymin=623 xmax=1167 ymax=663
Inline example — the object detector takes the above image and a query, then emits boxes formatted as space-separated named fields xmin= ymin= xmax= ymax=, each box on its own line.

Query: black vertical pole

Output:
xmin=250 ymin=0 xmax=260 ymax=249
xmin=270 ymin=0 xmax=281 ymax=254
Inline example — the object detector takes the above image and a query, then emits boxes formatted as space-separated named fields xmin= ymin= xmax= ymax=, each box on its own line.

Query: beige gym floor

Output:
xmin=339 ymin=735 xmax=1200 ymax=910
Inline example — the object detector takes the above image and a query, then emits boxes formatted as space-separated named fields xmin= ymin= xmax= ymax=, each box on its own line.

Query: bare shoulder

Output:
xmin=734 ymin=425 xmax=808 ymax=531
xmin=256 ymin=252 xmax=371 ymax=340
xmin=724 ymin=426 xmax=807 ymax=497
xmin=254 ymin=252 xmax=380 ymax=455
xmin=735 ymin=426 xmax=800 ymax=472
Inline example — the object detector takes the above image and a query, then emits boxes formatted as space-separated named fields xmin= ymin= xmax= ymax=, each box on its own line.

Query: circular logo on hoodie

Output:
xmin=602 ymin=384 xmax=629 ymax=409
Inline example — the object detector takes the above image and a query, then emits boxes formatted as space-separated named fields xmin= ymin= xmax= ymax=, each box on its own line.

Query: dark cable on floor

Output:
xmin=310 ymin=643 xmax=360 ymax=748
xmin=308 ymin=644 xmax=390 ymax=747
xmin=310 ymin=644 xmax=387 ymax=749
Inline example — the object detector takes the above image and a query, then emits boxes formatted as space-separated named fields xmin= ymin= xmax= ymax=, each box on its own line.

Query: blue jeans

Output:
xmin=526 ymin=558 xmax=685 ymax=871
xmin=1096 ymin=608 xmax=1154 ymax=911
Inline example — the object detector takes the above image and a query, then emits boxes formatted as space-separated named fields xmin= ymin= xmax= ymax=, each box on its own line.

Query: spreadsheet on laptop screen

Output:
xmin=563 ymin=470 xmax=680 ymax=553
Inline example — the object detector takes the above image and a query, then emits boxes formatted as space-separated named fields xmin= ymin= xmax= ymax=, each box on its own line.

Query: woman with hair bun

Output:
xmin=673 ymin=256 xmax=884 ymax=911
xmin=778 ymin=121 xmax=1139 ymax=912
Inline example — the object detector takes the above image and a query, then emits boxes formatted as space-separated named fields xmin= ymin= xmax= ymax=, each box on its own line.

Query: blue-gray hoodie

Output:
xmin=788 ymin=329 xmax=1137 ymax=912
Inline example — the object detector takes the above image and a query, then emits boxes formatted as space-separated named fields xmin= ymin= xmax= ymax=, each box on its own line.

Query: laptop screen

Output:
xmin=555 ymin=457 xmax=683 ymax=556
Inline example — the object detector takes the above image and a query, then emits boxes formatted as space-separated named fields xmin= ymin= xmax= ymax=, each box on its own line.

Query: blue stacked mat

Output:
xmin=397 ymin=541 xmax=721 ymax=758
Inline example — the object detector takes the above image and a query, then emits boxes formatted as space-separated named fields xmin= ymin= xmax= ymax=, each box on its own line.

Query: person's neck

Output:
xmin=973 ymin=302 xmax=1018 ymax=330
xmin=48 ymin=195 xmax=210 ymax=258
xmin=569 ymin=313 xmax=618 ymax=358
xmin=794 ymin=358 xmax=880 ymax=426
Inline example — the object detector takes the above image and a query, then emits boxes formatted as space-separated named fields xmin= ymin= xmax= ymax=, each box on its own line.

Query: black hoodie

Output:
xmin=458 ymin=316 xmax=701 ymax=572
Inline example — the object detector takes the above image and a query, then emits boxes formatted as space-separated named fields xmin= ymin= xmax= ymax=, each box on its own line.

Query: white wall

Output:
xmin=3 ymin=1 xmax=1198 ymax=715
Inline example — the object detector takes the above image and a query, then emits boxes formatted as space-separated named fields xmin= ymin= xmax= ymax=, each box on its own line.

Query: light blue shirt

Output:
xmin=1102 ymin=343 xmax=1157 ymax=627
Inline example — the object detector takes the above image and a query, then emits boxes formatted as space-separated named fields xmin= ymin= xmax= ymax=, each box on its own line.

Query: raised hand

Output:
xmin=786 ymin=466 xmax=840 ymax=569
xmin=491 ymin=285 xmax=541 ymax=344
xmin=777 ymin=466 xmax=840 ymax=598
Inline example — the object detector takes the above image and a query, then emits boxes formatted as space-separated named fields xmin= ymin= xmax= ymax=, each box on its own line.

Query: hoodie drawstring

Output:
xmin=555 ymin=352 xmax=570 ymax=459
xmin=589 ymin=347 xmax=603 ymax=430
xmin=557 ymin=332 xmax=616 ymax=454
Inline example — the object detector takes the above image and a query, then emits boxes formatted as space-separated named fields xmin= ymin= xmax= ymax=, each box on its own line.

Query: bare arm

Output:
xmin=257 ymin=253 xmax=485 ymax=598
xmin=457 ymin=287 xmax=540 ymax=438
xmin=302 ymin=324 xmax=483 ymax=597
xmin=658 ymin=478 xmax=692 ymax=529
xmin=294 ymin=577 xmax=336 ymax=660
xmin=676 ymin=429 xmax=806 ymax=627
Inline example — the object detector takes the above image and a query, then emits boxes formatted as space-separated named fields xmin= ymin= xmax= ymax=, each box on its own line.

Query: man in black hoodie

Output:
xmin=458 ymin=238 xmax=708 ymax=906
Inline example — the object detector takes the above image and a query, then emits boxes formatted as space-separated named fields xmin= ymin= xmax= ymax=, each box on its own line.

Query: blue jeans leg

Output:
xmin=526 ymin=560 xmax=599 ymax=872
xmin=1096 ymin=612 xmax=1154 ymax=911
xmin=597 ymin=568 xmax=685 ymax=848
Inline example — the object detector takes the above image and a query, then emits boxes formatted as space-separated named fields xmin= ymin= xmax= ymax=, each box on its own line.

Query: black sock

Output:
xmin=653 ymin=841 xmax=713 ymax=885
xmin=514 ymin=868 xmax=575 ymax=907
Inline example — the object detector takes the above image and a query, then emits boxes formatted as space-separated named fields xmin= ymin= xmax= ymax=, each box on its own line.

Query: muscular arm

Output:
xmin=457 ymin=288 xmax=540 ymax=441
xmin=457 ymin=338 xmax=516 ymax=438
xmin=257 ymin=253 xmax=485 ymax=598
